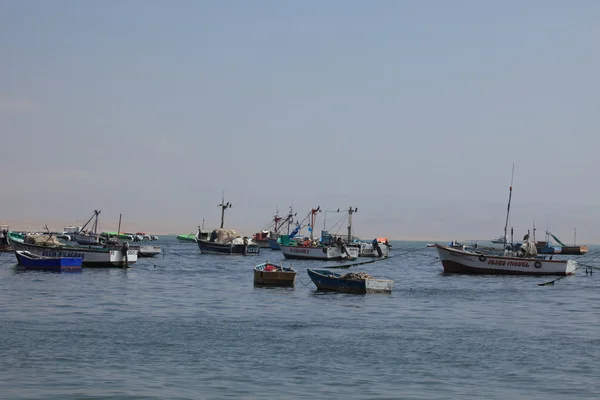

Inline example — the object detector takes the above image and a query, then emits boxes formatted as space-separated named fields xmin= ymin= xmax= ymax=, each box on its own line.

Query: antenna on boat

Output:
xmin=503 ymin=164 xmax=515 ymax=252
xmin=218 ymin=192 xmax=232 ymax=229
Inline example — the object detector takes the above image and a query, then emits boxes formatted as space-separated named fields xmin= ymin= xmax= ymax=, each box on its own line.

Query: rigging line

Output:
xmin=0 ymin=257 xmax=15 ymax=267
xmin=163 ymin=249 xmax=201 ymax=259
xmin=328 ymin=213 xmax=348 ymax=234
xmin=538 ymin=252 xmax=600 ymax=286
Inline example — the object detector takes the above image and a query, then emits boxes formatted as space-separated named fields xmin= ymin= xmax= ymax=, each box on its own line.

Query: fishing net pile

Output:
xmin=210 ymin=229 xmax=240 ymax=244
xmin=519 ymin=240 xmax=538 ymax=258
xmin=341 ymin=272 xmax=373 ymax=280
xmin=24 ymin=234 xmax=64 ymax=247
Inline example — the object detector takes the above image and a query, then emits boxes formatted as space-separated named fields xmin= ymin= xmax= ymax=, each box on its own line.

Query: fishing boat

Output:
xmin=307 ymin=269 xmax=394 ymax=294
xmin=178 ymin=220 xmax=211 ymax=243
xmin=197 ymin=236 xmax=260 ymax=255
xmin=63 ymin=226 xmax=82 ymax=240
xmin=7 ymin=232 xmax=137 ymax=268
xmin=74 ymin=210 xmax=104 ymax=245
xmin=14 ymin=250 xmax=82 ymax=272
xmin=177 ymin=233 xmax=197 ymax=243
xmin=267 ymin=206 xmax=301 ymax=250
xmin=253 ymin=261 xmax=296 ymax=286
xmin=490 ymin=235 xmax=508 ymax=244
xmin=196 ymin=194 xmax=260 ymax=255
xmin=279 ymin=207 xmax=359 ymax=261
xmin=434 ymin=244 xmax=576 ymax=276
xmin=535 ymin=231 xmax=589 ymax=256
xmin=358 ymin=239 xmax=390 ymax=258
xmin=436 ymin=165 xmax=577 ymax=276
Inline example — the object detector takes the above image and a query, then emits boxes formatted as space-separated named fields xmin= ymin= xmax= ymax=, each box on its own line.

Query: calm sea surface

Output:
xmin=1 ymin=237 xmax=599 ymax=400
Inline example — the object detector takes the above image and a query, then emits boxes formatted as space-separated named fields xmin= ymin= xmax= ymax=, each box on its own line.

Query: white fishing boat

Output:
xmin=490 ymin=235 xmax=508 ymax=244
xmin=436 ymin=165 xmax=577 ymax=276
xmin=280 ymin=243 xmax=359 ymax=260
xmin=7 ymin=232 xmax=137 ymax=268
xmin=434 ymin=244 xmax=576 ymax=276
xmin=279 ymin=206 xmax=359 ymax=261
xmin=358 ymin=241 xmax=390 ymax=257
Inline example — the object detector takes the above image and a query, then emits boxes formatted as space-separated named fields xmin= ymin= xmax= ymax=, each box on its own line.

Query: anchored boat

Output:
xmin=7 ymin=232 xmax=137 ymax=268
xmin=307 ymin=269 xmax=394 ymax=294
xmin=434 ymin=244 xmax=576 ymax=276
xmin=253 ymin=261 xmax=296 ymax=286
xmin=437 ymin=165 xmax=577 ymax=276
xmin=15 ymin=250 xmax=82 ymax=272
xmin=279 ymin=206 xmax=359 ymax=261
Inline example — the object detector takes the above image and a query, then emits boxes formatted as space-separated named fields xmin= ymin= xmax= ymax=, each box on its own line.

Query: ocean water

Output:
xmin=1 ymin=238 xmax=599 ymax=400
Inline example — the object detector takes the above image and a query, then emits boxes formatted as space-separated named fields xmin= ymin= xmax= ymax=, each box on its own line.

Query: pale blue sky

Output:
xmin=1 ymin=0 xmax=599 ymax=242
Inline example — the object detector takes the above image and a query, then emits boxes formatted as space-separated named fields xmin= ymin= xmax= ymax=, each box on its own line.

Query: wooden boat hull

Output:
xmin=434 ymin=244 xmax=576 ymax=276
xmin=8 ymin=233 xmax=137 ymax=268
xmin=280 ymin=245 xmax=359 ymax=261
xmin=197 ymin=239 xmax=260 ymax=255
xmin=15 ymin=250 xmax=82 ymax=272
xmin=253 ymin=263 xmax=296 ymax=286
xmin=307 ymin=269 xmax=393 ymax=294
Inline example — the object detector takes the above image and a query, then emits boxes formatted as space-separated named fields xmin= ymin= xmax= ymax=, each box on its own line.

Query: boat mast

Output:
xmin=217 ymin=192 xmax=232 ymax=229
xmin=286 ymin=205 xmax=296 ymax=235
xmin=273 ymin=208 xmax=281 ymax=232
xmin=309 ymin=206 xmax=320 ymax=241
xmin=117 ymin=213 xmax=122 ymax=239
xmin=347 ymin=206 xmax=357 ymax=243
xmin=503 ymin=164 xmax=515 ymax=251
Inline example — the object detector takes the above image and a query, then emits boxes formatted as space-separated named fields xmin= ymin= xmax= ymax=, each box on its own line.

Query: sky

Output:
xmin=1 ymin=0 xmax=599 ymax=243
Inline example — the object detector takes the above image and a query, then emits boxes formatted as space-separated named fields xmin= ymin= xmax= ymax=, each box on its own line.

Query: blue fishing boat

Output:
xmin=253 ymin=261 xmax=296 ymax=286
xmin=15 ymin=250 xmax=83 ymax=272
xmin=306 ymin=269 xmax=394 ymax=294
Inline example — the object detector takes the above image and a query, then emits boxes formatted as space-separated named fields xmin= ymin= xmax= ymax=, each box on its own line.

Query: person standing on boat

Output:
xmin=372 ymin=238 xmax=383 ymax=257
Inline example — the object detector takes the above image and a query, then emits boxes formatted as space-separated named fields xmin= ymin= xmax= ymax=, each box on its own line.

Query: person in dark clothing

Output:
xmin=372 ymin=238 xmax=383 ymax=257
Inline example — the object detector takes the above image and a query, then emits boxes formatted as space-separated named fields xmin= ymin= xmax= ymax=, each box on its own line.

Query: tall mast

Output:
xmin=117 ymin=213 xmax=122 ymax=238
xmin=503 ymin=164 xmax=515 ymax=251
xmin=309 ymin=206 xmax=320 ymax=240
xmin=347 ymin=206 xmax=357 ymax=243
xmin=217 ymin=192 xmax=232 ymax=229
xmin=273 ymin=208 xmax=281 ymax=232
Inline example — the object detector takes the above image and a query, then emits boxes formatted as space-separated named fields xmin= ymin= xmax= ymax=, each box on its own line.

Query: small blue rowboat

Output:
xmin=254 ymin=261 xmax=296 ymax=286
xmin=15 ymin=250 xmax=83 ymax=272
xmin=307 ymin=269 xmax=393 ymax=294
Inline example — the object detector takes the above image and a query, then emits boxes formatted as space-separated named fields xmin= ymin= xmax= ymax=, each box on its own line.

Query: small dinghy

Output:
xmin=254 ymin=261 xmax=296 ymax=287
xmin=15 ymin=250 xmax=83 ymax=272
xmin=307 ymin=269 xmax=393 ymax=294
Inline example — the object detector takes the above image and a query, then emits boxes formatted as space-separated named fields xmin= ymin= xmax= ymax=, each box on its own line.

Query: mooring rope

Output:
xmin=538 ymin=252 xmax=600 ymax=286
xmin=297 ymin=276 xmax=313 ymax=286
xmin=140 ymin=257 xmax=163 ymax=269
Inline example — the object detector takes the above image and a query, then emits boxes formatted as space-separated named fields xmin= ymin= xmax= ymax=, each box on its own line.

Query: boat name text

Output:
xmin=289 ymin=248 xmax=310 ymax=254
xmin=487 ymin=259 xmax=529 ymax=267
xmin=41 ymin=251 xmax=85 ymax=259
